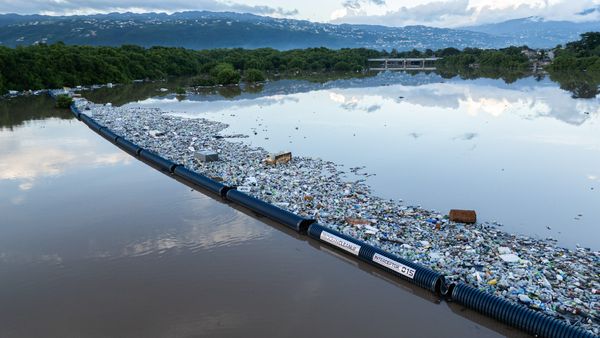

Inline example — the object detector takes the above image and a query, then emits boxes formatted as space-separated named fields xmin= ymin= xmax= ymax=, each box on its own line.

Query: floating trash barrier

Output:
xmin=115 ymin=137 xmax=143 ymax=157
xmin=139 ymin=149 xmax=179 ymax=174
xmin=226 ymin=189 xmax=315 ymax=232
xmin=308 ymin=223 xmax=363 ymax=257
xmin=98 ymin=127 xmax=120 ymax=143
xmin=70 ymin=104 xmax=82 ymax=120
xmin=364 ymin=245 xmax=446 ymax=294
xmin=173 ymin=166 xmax=229 ymax=197
xmin=308 ymin=223 xmax=445 ymax=294
xmin=79 ymin=113 xmax=103 ymax=132
xmin=449 ymin=283 xmax=596 ymax=338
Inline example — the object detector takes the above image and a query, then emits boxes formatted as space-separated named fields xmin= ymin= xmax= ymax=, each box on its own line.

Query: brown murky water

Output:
xmin=0 ymin=95 xmax=528 ymax=337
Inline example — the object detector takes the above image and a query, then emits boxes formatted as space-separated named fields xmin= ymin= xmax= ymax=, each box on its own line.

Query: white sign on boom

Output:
xmin=320 ymin=231 xmax=361 ymax=256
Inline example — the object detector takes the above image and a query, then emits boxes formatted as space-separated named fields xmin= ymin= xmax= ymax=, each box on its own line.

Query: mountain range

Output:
xmin=461 ymin=16 xmax=599 ymax=48
xmin=0 ymin=11 xmax=597 ymax=50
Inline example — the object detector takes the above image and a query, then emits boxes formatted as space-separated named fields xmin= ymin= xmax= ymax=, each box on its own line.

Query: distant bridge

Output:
xmin=368 ymin=58 xmax=440 ymax=71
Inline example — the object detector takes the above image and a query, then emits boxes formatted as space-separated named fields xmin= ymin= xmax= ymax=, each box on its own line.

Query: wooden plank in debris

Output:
xmin=265 ymin=151 xmax=292 ymax=165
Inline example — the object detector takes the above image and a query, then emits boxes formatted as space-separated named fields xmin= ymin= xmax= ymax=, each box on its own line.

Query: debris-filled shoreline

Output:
xmin=75 ymin=98 xmax=599 ymax=335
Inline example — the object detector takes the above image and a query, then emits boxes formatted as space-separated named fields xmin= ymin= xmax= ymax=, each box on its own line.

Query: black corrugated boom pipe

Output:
xmin=173 ymin=166 xmax=230 ymax=197
xmin=308 ymin=223 xmax=445 ymax=294
xmin=70 ymin=104 xmax=81 ymax=120
xmin=308 ymin=223 xmax=364 ymax=256
xmin=115 ymin=137 xmax=143 ymax=157
xmin=450 ymin=283 xmax=596 ymax=338
xmin=79 ymin=113 xmax=103 ymax=132
xmin=226 ymin=189 xmax=315 ymax=232
xmin=139 ymin=149 xmax=179 ymax=174
xmin=98 ymin=127 xmax=120 ymax=143
xmin=362 ymin=244 xmax=446 ymax=294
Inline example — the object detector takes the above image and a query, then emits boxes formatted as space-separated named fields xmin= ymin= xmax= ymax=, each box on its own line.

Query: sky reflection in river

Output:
xmin=0 ymin=117 xmax=269 ymax=265
xmin=0 ymin=118 xmax=130 ymax=200
xmin=128 ymin=76 xmax=600 ymax=249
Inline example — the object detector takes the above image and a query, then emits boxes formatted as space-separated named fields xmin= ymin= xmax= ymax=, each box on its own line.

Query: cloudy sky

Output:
xmin=0 ymin=0 xmax=598 ymax=27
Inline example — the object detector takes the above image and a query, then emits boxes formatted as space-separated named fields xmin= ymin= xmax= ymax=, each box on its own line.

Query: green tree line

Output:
xmin=548 ymin=32 xmax=600 ymax=72
xmin=1 ymin=34 xmax=599 ymax=95
xmin=546 ymin=32 xmax=600 ymax=98
xmin=435 ymin=46 xmax=530 ymax=71
xmin=0 ymin=44 xmax=382 ymax=94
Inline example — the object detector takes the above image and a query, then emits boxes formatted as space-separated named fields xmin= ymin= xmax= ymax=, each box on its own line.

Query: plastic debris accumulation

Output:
xmin=72 ymin=99 xmax=599 ymax=337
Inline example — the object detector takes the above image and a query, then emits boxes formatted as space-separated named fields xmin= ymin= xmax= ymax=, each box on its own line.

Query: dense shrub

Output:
xmin=55 ymin=94 xmax=73 ymax=109
xmin=244 ymin=68 xmax=265 ymax=82
xmin=215 ymin=68 xmax=240 ymax=85
xmin=333 ymin=61 xmax=352 ymax=71
xmin=190 ymin=75 xmax=216 ymax=87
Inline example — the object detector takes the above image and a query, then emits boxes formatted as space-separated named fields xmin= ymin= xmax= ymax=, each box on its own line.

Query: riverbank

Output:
xmin=74 ymin=98 xmax=599 ymax=335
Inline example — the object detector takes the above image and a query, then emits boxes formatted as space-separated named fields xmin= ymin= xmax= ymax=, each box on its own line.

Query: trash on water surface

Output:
xmin=265 ymin=151 xmax=292 ymax=165
xmin=194 ymin=149 xmax=219 ymax=162
xmin=345 ymin=217 xmax=371 ymax=226
xmin=449 ymin=209 xmax=477 ymax=224
xmin=148 ymin=130 xmax=166 ymax=138
xmin=499 ymin=253 xmax=521 ymax=263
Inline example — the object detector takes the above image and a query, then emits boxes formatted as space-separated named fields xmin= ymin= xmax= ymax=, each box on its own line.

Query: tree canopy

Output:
xmin=0 ymin=44 xmax=382 ymax=94
xmin=549 ymin=32 xmax=600 ymax=72
xmin=1 ymin=34 xmax=599 ymax=96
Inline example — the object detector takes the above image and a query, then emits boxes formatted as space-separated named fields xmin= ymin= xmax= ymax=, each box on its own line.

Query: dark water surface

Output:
xmin=0 ymin=96 xmax=527 ymax=336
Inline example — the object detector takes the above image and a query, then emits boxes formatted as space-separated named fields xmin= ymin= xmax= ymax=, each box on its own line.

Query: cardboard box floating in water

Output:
xmin=195 ymin=149 xmax=219 ymax=162
xmin=265 ymin=151 xmax=292 ymax=165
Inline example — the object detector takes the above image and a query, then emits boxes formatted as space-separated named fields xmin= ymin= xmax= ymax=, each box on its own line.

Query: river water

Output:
xmin=0 ymin=72 xmax=596 ymax=336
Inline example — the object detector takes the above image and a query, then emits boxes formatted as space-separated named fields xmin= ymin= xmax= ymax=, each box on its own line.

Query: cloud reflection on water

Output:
xmin=0 ymin=119 xmax=131 ymax=192
xmin=1 ymin=188 xmax=271 ymax=265
xmin=132 ymin=79 xmax=599 ymax=127
xmin=119 ymin=196 xmax=271 ymax=258
xmin=322 ymin=82 xmax=599 ymax=125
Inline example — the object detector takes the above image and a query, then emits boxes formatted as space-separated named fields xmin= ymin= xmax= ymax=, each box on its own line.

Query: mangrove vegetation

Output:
xmin=0 ymin=32 xmax=599 ymax=96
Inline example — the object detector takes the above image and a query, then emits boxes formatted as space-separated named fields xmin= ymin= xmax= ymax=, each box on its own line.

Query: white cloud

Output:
xmin=330 ymin=8 xmax=348 ymax=20
xmin=0 ymin=0 xmax=597 ymax=27
xmin=0 ymin=0 xmax=299 ymax=18
xmin=331 ymin=0 xmax=600 ymax=27
xmin=343 ymin=0 xmax=386 ymax=10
